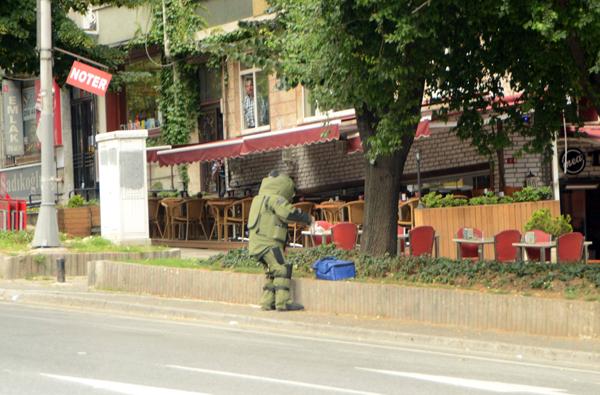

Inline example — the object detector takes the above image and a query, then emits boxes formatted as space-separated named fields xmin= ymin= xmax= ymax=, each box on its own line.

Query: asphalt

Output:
xmin=1 ymin=276 xmax=599 ymax=372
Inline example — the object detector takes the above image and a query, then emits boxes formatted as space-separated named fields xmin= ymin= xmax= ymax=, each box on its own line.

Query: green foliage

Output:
xmin=0 ymin=1 xmax=134 ymax=81
xmin=420 ymin=188 xmax=550 ymax=208
xmin=66 ymin=195 xmax=86 ymax=208
xmin=0 ymin=230 xmax=34 ymax=252
xmin=195 ymin=247 xmax=600 ymax=297
xmin=513 ymin=186 xmax=553 ymax=202
xmin=65 ymin=236 xmax=163 ymax=252
xmin=525 ymin=209 xmax=573 ymax=238
xmin=65 ymin=195 xmax=97 ymax=208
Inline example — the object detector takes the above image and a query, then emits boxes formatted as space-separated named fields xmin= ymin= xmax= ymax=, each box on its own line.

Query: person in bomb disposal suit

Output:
xmin=248 ymin=171 xmax=313 ymax=311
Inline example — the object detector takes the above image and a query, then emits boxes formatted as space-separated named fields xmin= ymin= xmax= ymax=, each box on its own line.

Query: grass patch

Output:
xmin=130 ymin=258 xmax=207 ymax=269
xmin=0 ymin=231 xmax=33 ymax=252
xmin=63 ymin=236 xmax=164 ymax=253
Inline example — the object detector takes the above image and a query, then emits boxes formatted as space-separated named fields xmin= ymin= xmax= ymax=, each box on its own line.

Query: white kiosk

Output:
xmin=96 ymin=130 xmax=149 ymax=245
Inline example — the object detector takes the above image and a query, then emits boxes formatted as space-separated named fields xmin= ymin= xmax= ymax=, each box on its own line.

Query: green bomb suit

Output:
xmin=248 ymin=173 xmax=311 ymax=311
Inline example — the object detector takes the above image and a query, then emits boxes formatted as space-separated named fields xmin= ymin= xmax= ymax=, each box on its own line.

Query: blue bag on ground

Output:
xmin=312 ymin=257 xmax=356 ymax=280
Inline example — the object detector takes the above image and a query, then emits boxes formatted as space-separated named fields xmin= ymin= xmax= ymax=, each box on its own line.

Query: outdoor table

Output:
xmin=452 ymin=237 xmax=495 ymax=261
xmin=512 ymin=241 xmax=593 ymax=264
xmin=399 ymin=233 xmax=440 ymax=258
xmin=301 ymin=229 xmax=363 ymax=248
xmin=206 ymin=199 xmax=235 ymax=240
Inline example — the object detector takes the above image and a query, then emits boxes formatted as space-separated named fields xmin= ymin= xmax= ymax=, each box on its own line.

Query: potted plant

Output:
xmin=524 ymin=208 xmax=573 ymax=238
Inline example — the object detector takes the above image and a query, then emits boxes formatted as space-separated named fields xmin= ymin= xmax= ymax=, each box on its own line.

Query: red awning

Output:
xmin=241 ymin=123 xmax=340 ymax=155
xmin=157 ymin=138 xmax=243 ymax=166
xmin=146 ymin=145 xmax=171 ymax=163
xmin=155 ymin=122 xmax=341 ymax=166
xmin=344 ymin=119 xmax=430 ymax=153
xmin=566 ymin=124 xmax=600 ymax=140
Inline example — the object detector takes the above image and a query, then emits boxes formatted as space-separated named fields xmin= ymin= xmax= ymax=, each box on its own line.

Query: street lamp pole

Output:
xmin=416 ymin=149 xmax=424 ymax=208
xmin=32 ymin=0 xmax=60 ymax=247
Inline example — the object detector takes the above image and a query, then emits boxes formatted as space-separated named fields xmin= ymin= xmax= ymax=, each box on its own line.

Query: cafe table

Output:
xmin=206 ymin=199 xmax=235 ymax=240
xmin=301 ymin=228 xmax=363 ymax=248
xmin=452 ymin=237 xmax=495 ymax=261
xmin=512 ymin=241 xmax=593 ymax=264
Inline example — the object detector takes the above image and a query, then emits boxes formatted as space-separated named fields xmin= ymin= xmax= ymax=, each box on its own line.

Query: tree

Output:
xmin=261 ymin=0 xmax=591 ymax=256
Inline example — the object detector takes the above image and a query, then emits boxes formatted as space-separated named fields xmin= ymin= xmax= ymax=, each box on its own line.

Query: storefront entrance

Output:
xmin=561 ymin=187 xmax=600 ymax=260
xmin=71 ymin=89 xmax=97 ymax=199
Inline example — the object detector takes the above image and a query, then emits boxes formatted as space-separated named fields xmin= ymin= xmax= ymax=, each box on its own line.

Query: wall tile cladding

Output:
xmin=228 ymin=128 xmax=548 ymax=193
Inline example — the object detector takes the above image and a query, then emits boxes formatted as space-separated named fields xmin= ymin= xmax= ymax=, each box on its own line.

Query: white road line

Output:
xmin=40 ymin=373 xmax=210 ymax=395
xmin=166 ymin=364 xmax=382 ymax=395
xmin=356 ymin=367 xmax=571 ymax=395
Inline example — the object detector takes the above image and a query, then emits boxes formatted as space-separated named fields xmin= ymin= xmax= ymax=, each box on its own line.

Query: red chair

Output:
xmin=314 ymin=220 xmax=333 ymax=245
xmin=331 ymin=222 xmax=358 ymax=250
xmin=523 ymin=230 xmax=552 ymax=262
xmin=409 ymin=226 xmax=435 ymax=257
xmin=494 ymin=230 xmax=521 ymax=262
xmin=557 ymin=232 xmax=585 ymax=263
xmin=456 ymin=227 xmax=483 ymax=259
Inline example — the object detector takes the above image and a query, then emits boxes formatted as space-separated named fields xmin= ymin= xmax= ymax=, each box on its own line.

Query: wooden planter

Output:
xmin=414 ymin=200 xmax=561 ymax=259
xmin=58 ymin=206 xmax=101 ymax=237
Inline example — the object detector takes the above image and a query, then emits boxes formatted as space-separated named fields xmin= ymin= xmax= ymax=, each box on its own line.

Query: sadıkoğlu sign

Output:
xmin=0 ymin=164 xmax=41 ymax=200
xmin=560 ymin=148 xmax=586 ymax=175
xmin=66 ymin=61 xmax=112 ymax=96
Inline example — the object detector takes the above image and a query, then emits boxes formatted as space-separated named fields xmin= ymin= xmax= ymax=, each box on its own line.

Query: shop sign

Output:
xmin=66 ymin=61 xmax=112 ymax=96
xmin=0 ymin=164 xmax=41 ymax=200
xmin=560 ymin=148 xmax=586 ymax=175
xmin=1 ymin=80 xmax=25 ymax=156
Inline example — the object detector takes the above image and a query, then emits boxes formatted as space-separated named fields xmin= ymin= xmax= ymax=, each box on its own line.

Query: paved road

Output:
xmin=0 ymin=302 xmax=598 ymax=395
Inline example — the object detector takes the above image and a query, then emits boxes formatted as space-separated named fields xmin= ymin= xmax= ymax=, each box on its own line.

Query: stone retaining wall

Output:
xmin=0 ymin=250 xmax=180 ymax=280
xmin=89 ymin=260 xmax=600 ymax=339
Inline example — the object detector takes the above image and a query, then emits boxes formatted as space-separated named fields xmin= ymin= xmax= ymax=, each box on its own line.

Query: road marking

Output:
xmin=166 ymin=364 xmax=382 ymax=395
xmin=40 ymin=373 xmax=210 ymax=395
xmin=356 ymin=367 xmax=571 ymax=395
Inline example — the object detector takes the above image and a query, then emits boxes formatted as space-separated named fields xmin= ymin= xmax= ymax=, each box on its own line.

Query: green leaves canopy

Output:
xmin=0 ymin=0 xmax=140 ymax=80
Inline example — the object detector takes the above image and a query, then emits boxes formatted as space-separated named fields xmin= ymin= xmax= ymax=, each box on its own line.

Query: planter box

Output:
xmin=57 ymin=205 xmax=101 ymax=237
xmin=58 ymin=207 xmax=91 ymax=237
xmin=414 ymin=200 xmax=560 ymax=259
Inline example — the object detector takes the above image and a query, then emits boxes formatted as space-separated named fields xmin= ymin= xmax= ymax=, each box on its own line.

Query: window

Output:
xmin=302 ymin=88 xmax=353 ymax=121
xmin=199 ymin=64 xmax=222 ymax=104
xmin=124 ymin=59 xmax=161 ymax=130
xmin=240 ymin=65 xmax=269 ymax=131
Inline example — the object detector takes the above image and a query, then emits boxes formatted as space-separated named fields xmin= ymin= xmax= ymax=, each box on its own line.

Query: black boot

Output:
xmin=276 ymin=302 xmax=304 ymax=311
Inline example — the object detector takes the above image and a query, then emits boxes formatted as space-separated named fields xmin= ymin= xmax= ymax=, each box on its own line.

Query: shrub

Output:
xmin=525 ymin=208 xmax=572 ymax=238
xmin=66 ymin=194 xmax=86 ymax=208
xmin=421 ymin=187 xmax=552 ymax=208
xmin=513 ymin=186 xmax=553 ymax=202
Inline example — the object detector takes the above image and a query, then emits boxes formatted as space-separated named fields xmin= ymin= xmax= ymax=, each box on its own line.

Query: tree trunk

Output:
xmin=358 ymin=108 xmax=415 ymax=256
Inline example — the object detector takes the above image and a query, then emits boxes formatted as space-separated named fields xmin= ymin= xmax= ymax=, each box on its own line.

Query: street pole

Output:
xmin=33 ymin=0 xmax=60 ymax=247
xmin=416 ymin=149 xmax=424 ymax=208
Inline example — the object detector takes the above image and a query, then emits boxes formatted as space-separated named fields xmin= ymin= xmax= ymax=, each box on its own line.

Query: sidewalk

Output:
xmin=1 ymin=277 xmax=599 ymax=370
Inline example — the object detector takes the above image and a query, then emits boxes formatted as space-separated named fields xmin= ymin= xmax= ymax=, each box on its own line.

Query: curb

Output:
xmin=2 ymin=286 xmax=600 ymax=369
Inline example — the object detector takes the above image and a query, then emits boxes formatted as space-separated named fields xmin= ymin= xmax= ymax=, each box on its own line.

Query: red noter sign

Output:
xmin=66 ymin=61 xmax=112 ymax=96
